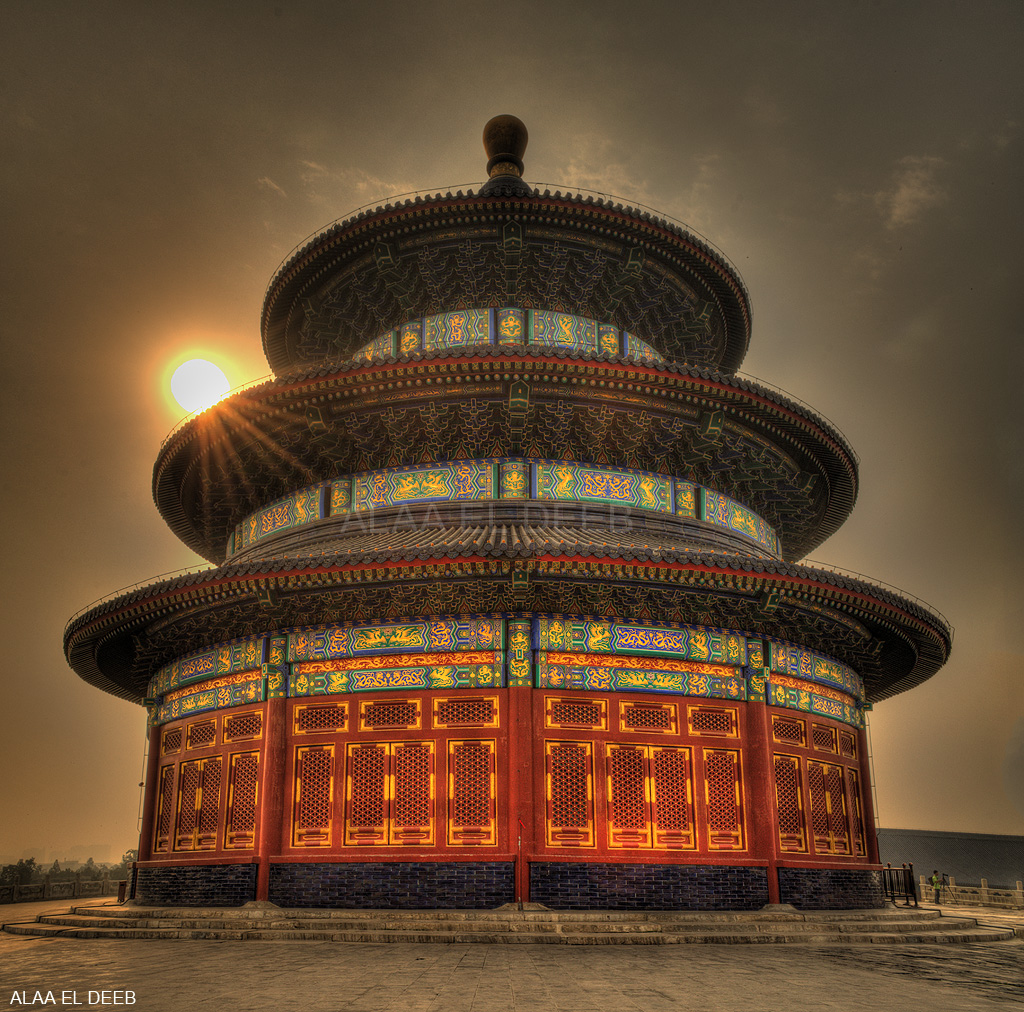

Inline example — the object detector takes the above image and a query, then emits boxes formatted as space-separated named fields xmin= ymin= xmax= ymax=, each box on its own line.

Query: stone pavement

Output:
xmin=2 ymin=899 xmax=1022 ymax=1011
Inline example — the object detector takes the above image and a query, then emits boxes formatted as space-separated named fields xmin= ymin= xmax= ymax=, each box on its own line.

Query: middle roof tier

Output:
xmin=154 ymin=345 xmax=858 ymax=565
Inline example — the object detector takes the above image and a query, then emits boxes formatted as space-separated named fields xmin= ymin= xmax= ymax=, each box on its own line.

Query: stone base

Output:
xmin=778 ymin=867 xmax=885 ymax=909
xmin=134 ymin=863 xmax=257 ymax=906
xmin=529 ymin=863 xmax=770 ymax=910
xmin=268 ymin=862 xmax=515 ymax=909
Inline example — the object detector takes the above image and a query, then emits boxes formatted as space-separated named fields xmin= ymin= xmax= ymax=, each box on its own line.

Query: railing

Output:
xmin=157 ymin=361 xmax=851 ymax=460
xmin=63 ymin=534 xmax=953 ymax=639
xmin=0 ymin=876 xmax=124 ymax=906
xmin=799 ymin=559 xmax=953 ymax=634
xmin=265 ymin=181 xmax=747 ymax=300
xmin=729 ymin=370 xmax=858 ymax=462
xmin=160 ymin=373 xmax=276 ymax=450
xmin=881 ymin=863 xmax=918 ymax=906
xmin=64 ymin=563 xmax=218 ymax=631
xmin=919 ymin=875 xmax=1024 ymax=909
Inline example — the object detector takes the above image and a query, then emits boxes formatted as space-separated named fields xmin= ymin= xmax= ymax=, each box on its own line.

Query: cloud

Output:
xmin=298 ymin=161 xmax=418 ymax=211
xmin=256 ymin=177 xmax=287 ymax=198
xmin=555 ymin=134 xmax=654 ymax=206
xmin=991 ymin=118 xmax=1019 ymax=150
xmin=875 ymin=155 xmax=948 ymax=229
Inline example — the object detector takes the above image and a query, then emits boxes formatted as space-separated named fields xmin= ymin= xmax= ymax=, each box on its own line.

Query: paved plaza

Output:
xmin=2 ymin=900 xmax=1022 ymax=1011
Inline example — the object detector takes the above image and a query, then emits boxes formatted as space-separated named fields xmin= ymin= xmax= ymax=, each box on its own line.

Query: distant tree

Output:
xmin=80 ymin=857 xmax=102 ymax=881
xmin=108 ymin=849 xmax=139 ymax=880
xmin=0 ymin=858 xmax=38 ymax=885
xmin=49 ymin=862 xmax=76 ymax=882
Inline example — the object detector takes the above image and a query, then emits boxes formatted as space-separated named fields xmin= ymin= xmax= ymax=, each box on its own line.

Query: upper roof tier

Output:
xmin=261 ymin=116 xmax=751 ymax=376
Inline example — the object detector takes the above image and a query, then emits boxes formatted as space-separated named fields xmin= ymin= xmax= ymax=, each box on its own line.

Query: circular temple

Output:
xmin=65 ymin=118 xmax=950 ymax=913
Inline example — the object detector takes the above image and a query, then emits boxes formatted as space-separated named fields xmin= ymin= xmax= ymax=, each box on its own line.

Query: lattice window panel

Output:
xmin=359 ymin=699 xmax=420 ymax=731
xmin=773 ymin=753 xmax=807 ymax=853
xmin=294 ymin=702 xmax=348 ymax=734
xmin=433 ymin=696 xmax=499 ymax=728
xmin=772 ymin=716 xmax=806 ymax=746
xmin=688 ymin=706 xmax=737 ymax=737
xmin=703 ymin=749 xmax=745 ymax=850
xmin=174 ymin=761 xmax=201 ymax=851
xmin=606 ymin=746 xmax=650 ymax=848
xmin=344 ymin=744 xmax=387 ymax=844
xmin=602 ymin=745 xmax=694 ymax=851
xmin=344 ymin=742 xmax=435 ymax=846
xmin=293 ymin=745 xmax=334 ymax=847
xmin=225 ymin=752 xmax=259 ymax=849
xmin=186 ymin=720 xmax=217 ymax=750
xmin=546 ymin=697 xmax=607 ymax=729
xmin=448 ymin=740 xmax=497 ymax=845
xmin=652 ymin=747 xmax=695 ymax=849
xmin=153 ymin=764 xmax=175 ymax=853
xmin=807 ymin=760 xmax=830 ymax=848
xmin=620 ymin=701 xmax=677 ymax=734
xmin=808 ymin=759 xmax=851 ymax=854
xmin=847 ymin=767 xmax=866 ymax=857
xmin=811 ymin=723 xmax=837 ymax=752
xmin=223 ymin=711 xmax=263 ymax=742
xmin=825 ymin=763 xmax=850 ymax=854
xmin=194 ymin=757 xmax=223 ymax=850
xmin=161 ymin=727 xmax=182 ymax=755
xmin=390 ymin=743 xmax=434 ymax=846
xmin=839 ymin=731 xmax=857 ymax=759
xmin=545 ymin=741 xmax=595 ymax=846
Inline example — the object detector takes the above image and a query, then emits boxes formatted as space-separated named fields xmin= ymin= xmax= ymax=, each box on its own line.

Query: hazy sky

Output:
xmin=2 ymin=0 xmax=1021 ymax=864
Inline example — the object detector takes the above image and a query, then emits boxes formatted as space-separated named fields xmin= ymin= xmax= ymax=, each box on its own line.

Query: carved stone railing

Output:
xmin=919 ymin=874 xmax=1024 ymax=909
xmin=0 ymin=874 xmax=123 ymax=906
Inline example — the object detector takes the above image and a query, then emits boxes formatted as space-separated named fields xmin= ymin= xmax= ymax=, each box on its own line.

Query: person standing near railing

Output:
xmin=931 ymin=870 xmax=942 ymax=904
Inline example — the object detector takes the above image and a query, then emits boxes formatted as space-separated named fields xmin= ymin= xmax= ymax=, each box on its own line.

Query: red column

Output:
xmin=255 ymin=697 xmax=287 ymax=901
xmin=858 ymin=725 xmax=880 ymax=864
xmin=136 ymin=721 xmax=162 ymax=862
xmin=506 ymin=686 xmax=534 ymax=903
xmin=745 ymin=702 xmax=781 ymax=904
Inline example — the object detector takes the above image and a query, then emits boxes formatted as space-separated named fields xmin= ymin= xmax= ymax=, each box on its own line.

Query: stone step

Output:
xmin=35 ymin=915 xmax=655 ymax=934
xmin=63 ymin=903 xmax=949 ymax=925
xmin=32 ymin=911 xmax=983 ymax=936
xmin=3 ymin=905 xmax=1015 ymax=945
xmin=3 ymin=919 xmax=1014 ymax=944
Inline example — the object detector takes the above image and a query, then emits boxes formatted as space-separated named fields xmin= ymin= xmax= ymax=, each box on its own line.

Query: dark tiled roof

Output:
xmin=65 ymin=526 xmax=950 ymax=706
xmin=152 ymin=348 xmax=858 ymax=565
xmin=261 ymin=188 xmax=752 ymax=374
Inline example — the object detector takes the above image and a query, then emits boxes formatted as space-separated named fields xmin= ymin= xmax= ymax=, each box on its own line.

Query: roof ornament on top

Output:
xmin=480 ymin=114 xmax=532 ymax=196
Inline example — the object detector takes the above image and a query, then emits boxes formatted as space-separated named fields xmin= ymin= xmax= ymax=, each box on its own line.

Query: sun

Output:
xmin=170 ymin=358 xmax=231 ymax=413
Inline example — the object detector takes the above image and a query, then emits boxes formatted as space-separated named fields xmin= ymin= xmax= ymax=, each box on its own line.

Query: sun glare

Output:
xmin=170 ymin=358 xmax=231 ymax=413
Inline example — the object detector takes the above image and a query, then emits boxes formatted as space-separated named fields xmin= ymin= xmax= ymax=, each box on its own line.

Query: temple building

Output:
xmin=65 ymin=117 xmax=951 ymax=910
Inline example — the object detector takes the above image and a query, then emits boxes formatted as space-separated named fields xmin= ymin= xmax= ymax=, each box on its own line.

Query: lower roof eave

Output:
xmin=65 ymin=544 xmax=951 ymax=706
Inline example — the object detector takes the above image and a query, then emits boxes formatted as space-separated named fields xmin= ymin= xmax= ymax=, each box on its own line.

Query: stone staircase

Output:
xmin=2 ymin=902 xmax=1017 ymax=944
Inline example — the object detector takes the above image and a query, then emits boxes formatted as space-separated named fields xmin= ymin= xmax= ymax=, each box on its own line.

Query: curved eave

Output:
xmin=260 ymin=189 xmax=751 ymax=374
xmin=65 ymin=538 xmax=949 ymax=707
xmin=152 ymin=348 xmax=858 ymax=565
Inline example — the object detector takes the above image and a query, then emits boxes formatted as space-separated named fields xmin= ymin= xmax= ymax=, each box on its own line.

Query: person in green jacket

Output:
xmin=931 ymin=870 xmax=942 ymax=904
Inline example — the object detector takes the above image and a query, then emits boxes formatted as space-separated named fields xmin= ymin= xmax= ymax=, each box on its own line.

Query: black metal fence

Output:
xmin=881 ymin=863 xmax=918 ymax=906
